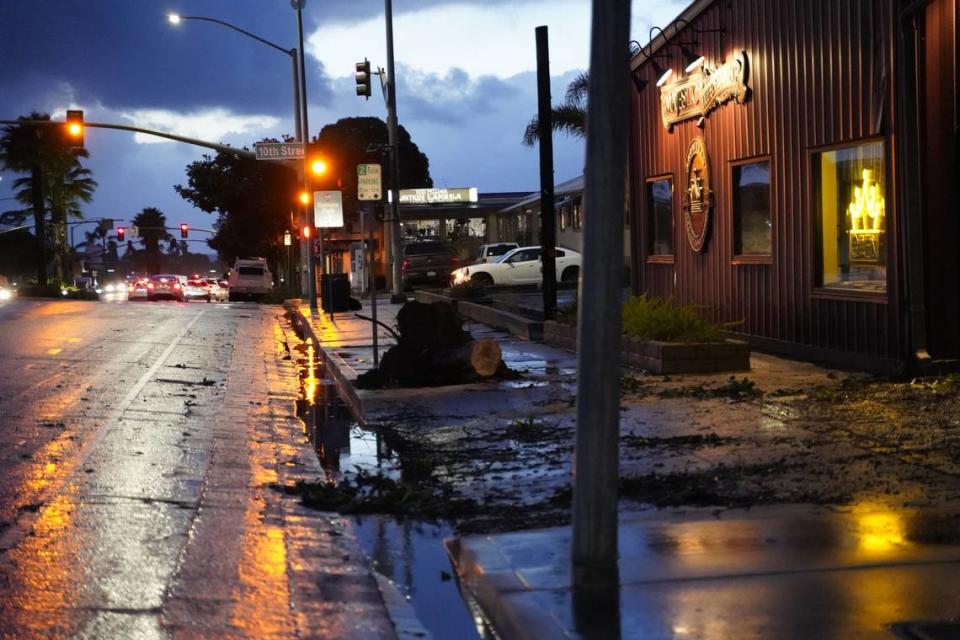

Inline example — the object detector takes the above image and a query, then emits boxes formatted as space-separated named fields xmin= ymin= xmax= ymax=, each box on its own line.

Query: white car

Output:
xmin=205 ymin=278 xmax=229 ymax=302
xmin=475 ymin=242 xmax=519 ymax=264
xmin=451 ymin=246 xmax=582 ymax=287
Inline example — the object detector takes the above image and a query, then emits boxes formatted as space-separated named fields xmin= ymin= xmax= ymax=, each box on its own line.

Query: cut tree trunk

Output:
xmin=428 ymin=338 xmax=502 ymax=378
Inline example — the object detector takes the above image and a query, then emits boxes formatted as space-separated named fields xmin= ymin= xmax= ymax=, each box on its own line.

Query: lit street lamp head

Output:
xmin=167 ymin=13 xmax=181 ymax=25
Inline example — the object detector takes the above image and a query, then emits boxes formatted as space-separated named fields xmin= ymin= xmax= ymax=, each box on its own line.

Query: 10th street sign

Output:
xmin=254 ymin=142 xmax=304 ymax=161
xmin=357 ymin=163 xmax=382 ymax=201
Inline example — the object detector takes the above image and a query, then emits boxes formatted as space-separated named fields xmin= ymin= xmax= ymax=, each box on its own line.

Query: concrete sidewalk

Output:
xmin=285 ymin=297 xmax=960 ymax=640
xmin=446 ymin=506 xmax=960 ymax=639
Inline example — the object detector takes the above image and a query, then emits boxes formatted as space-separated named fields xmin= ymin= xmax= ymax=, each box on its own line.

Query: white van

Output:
xmin=227 ymin=258 xmax=273 ymax=301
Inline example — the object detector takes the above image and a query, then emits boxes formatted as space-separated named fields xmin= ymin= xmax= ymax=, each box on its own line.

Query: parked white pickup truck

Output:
xmin=227 ymin=257 xmax=273 ymax=301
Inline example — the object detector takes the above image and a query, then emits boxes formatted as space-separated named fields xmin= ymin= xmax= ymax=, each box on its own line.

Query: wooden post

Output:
xmin=572 ymin=0 xmax=630 ymax=589
xmin=536 ymin=26 xmax=558 ymax=320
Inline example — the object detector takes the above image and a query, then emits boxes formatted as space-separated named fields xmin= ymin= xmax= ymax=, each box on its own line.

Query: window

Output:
xmin=814 ymin=140 xmax=886 ymax=294
xmin=733 ymin=160 xmax=771 ymax=256
xmin=647 ymin=177 xmax=673 ymax=256
xmin=507 ymin=248 xmax=540 ymax=263
xmin=572 ymin=200 xmax=582 ymax=229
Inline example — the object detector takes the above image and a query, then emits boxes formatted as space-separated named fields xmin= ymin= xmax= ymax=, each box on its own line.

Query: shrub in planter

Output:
xmin=621 ymin=295 xmax=726 ymax=343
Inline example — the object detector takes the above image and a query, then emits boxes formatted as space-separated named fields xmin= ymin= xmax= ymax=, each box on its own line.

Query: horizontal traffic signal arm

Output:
xmin=0 ymin=119 xmax=256 ymax=159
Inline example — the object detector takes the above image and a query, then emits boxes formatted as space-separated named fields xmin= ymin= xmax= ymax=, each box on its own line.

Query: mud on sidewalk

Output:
xmin=285 ymin=353 xmax=960 ymax=535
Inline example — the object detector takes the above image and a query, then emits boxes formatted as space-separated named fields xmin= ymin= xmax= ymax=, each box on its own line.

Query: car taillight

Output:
xmin=402 ymin=258 xmax=410 ymax=272
xmin=173 ymin=283 xmax=182 ymax=290
xmin=147 ymin=283 xmax=154 ymax=289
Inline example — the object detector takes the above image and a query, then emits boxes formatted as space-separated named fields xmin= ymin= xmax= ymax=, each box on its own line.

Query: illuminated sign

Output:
xmin=683 ymin=136 xmax=713 ymax=253
xmin=660 ymin=51 xmax=750 ymax=130
xmin=390 ymin=188 xmax=479 ymax=205
xmin=847 ymin=168 xmax=886 ymax=265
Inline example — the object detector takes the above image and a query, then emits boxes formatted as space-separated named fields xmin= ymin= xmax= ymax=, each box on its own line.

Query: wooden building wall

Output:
xmin=630 ymin=0 xmax=905 ymax=368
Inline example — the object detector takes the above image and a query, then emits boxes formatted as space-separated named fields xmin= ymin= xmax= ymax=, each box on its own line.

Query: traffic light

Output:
xmin=180 ymin=223 xmax=189 ymax=239
xmin=65 ymin=109 xmax=84 ymax=148
xmin=302 ymin=224 xmax=312 ymax=239
xmin=298 ymin=191 xmax=311 ymax=205
xmin=116 ymin=226 xmax=125 ymax=241
xmin=355 ymin=59 xmax=371 ymax=99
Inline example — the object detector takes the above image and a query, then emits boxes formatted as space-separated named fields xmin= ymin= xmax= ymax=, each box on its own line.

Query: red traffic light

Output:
xmin=116 ymin=226 xmax=125 ymax=241
xmin=179 ymin=223 xmax=188 ymax=239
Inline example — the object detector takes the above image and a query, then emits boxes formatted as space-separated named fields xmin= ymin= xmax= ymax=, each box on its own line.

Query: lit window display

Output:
xmin=815 ymin=141 xmax=886 ymax=293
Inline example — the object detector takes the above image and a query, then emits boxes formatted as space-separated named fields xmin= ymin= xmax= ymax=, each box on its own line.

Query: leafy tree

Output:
xmin=312 ymin=117 xmax=432 ymax=225
xmin=175 ymin=118 xmax=432 ymax=269
xmin=175 ymin=148 xmax=297 ymax=269
xmin=522 ymin=72 xmax=589 ymax=146
xmin=0 ymin=112 xmax=97 ymax=284
xmin=131 ymin=207 xmax=172 ymax=274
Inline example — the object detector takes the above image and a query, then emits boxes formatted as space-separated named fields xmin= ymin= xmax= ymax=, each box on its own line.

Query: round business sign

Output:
xmin=683 ymin=136 xmax=713 ymax=253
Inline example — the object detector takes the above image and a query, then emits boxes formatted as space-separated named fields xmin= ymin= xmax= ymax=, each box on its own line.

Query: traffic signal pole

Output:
xmin=384 ymin=0 xmax=405 ymax=303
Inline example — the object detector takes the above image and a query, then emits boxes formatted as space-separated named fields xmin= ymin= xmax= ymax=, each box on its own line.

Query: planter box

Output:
xmin=542 ymin=321 xmax=750 ymax=374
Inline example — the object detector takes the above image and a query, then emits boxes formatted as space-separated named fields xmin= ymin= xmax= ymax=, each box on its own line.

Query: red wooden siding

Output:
xmin=631 ymin=0 xmax=905 ymax=365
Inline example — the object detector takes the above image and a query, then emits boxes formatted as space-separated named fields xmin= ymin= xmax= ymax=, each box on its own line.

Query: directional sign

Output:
xmin=314 ymin=191 xmax=344 ymax=228
xmin=357 ymin=163 xmax=382 ymax=201
xmin=254 ymin=142 xmax=304 ymax=161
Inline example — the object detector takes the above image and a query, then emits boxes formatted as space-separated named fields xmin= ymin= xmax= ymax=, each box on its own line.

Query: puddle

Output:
xmin=292 ymin=337 xmax=491 ymax=638
xmin=352 ymin=515 xmax=493 ymax=640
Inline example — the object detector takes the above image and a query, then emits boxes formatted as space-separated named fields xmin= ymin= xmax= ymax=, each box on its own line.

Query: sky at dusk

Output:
xmin=0 ymin=0 xmax=686 ymax=250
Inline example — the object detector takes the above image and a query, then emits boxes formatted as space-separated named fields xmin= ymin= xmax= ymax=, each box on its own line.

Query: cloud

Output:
xmin=117 ymin=109 xmax=280 ymax=145
xmin=307 ymin=1 xmax=592 ymax=80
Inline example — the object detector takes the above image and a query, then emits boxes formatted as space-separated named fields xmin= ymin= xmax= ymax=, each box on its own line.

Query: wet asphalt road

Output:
xmin=0 ymin=297 xmax=396 ymax=639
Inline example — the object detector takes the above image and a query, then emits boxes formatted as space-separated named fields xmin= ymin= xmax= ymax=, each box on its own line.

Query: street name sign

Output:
xmin=357 ymin=163 xmax=382 ymax=201
xmin=314 ymin=191 xmax=344 ymax=228
xmin=255 ymin=142 xmax=304 ymax=161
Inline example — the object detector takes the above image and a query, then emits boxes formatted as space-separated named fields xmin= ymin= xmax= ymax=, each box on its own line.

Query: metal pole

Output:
xmin=296 ymin=7 xmax=318 ymax=312
xmin=384 ymin=0 xmax=405 ymax=303
xmin=572 ymin=0 xmax=630 ymax=589
xmin=292 ymin=47 xmax=307 ymax=298
xmin=368 ymin=208 xmax=380 ymax=367
xmin=536 ymin=26 xmax=558 ymax=320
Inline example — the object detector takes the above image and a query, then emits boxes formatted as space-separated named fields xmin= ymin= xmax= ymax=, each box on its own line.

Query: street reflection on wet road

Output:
xmin=0 ymin=299 xmax=357 ymax=638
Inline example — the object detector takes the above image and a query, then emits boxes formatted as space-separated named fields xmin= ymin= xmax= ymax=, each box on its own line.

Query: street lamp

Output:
xmin=166 ymin=11 xmax=311 ymax=303
xmin=166 ymin=13 xmax=302 ymax=143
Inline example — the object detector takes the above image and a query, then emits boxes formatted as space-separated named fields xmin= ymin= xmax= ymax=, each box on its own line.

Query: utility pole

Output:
xmin=294 ymin=2 xmax=318 ymax=311
xmin=535 ymin=26 xmax=558 ymax=320
xmin=384 ymin=0 xmax=405 ymax=303
xmin=572 ymin=0 xmax=630 ymax=590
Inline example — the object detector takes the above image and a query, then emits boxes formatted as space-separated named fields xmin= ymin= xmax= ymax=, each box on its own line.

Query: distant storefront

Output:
xmin=629 ymin=0 xmax=958 ymax=371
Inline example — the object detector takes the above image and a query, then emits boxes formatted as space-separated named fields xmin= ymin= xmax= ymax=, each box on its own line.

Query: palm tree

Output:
xmin=132 ymin=207 xmax=172 ymax=274
xmin=522 ymin=72 xmax=589 ymax=146
xmin=0 ymin=113 xmax=97 ymax=284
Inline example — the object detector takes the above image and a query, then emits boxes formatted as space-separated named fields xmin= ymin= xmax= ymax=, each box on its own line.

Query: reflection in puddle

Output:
xmin=353 ymin=516 xmax=491 ymax=640
xmin=293 ymin=339 xmax=487 ymax=639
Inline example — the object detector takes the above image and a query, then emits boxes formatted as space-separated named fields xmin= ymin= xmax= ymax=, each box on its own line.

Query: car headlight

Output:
xmin=0 ymin=288 xmax=11 ymax=301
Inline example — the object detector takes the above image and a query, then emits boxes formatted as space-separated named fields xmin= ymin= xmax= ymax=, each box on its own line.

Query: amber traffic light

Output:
xmin=65 ymin=109 xmax=84 ymax=148
xmin=302 ymin=225 xmax=312 ymax=239
xmin=179 ymin=223 xmax=189 ymax=239
xmin=298 ymin=191 xmax=311 ymax=205
xmin=310 ymin=158 xmax=327 ymax=176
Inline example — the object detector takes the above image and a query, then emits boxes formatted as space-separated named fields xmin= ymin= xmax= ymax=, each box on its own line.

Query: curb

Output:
xmin=283 ymin=300 xmax=368 ymax=426
xmin=444 ymin=537 xmax=570 ymax=640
